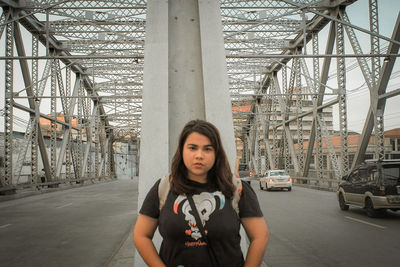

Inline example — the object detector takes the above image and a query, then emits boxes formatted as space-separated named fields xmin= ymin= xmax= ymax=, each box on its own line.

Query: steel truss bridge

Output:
xmin=0 ymin=0 xmax=399 ymax=193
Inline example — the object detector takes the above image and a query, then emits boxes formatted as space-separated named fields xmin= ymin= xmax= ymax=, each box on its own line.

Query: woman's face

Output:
xmin=182 ymin=132 xmax=216 ymax=183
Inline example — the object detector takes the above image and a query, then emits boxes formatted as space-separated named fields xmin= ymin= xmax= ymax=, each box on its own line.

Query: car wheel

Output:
xmin=338 ymin=193 xmax=349 ymax=211
xmin=259 ymin=182 xmax=263 ymax=190
xmin=288 ymin=187 xmax=292 ymax=192
xmin=365 ymin=198 xmax=385 ymax=218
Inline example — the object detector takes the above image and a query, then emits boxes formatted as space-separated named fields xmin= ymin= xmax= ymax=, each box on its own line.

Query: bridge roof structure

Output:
xmin=0 ymin=0 xmax=399 ymax=188
xmin=0 ymin=0 xmax=362 ymax=137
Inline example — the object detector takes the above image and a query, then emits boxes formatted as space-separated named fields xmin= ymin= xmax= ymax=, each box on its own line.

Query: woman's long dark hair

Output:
xmin=170 ymin=119 xmax=235 ymax=198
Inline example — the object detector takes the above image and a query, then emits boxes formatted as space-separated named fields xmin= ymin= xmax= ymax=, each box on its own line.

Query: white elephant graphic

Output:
xmin=173 ymin=191 xmax=225 ymax=240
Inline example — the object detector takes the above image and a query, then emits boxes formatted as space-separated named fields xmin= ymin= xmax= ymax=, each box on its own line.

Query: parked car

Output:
xmin=240 ymin=168 xmax=254 ymax=184
xmin=259 ymin=170 xmax=293 ymax=191
xmin=337 ymin=159 xmax=400 ymax=217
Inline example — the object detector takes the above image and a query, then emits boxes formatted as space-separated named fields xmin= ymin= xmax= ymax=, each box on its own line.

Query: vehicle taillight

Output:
xmin=379 ymin=186 xmax=386 ymax=196
xmin=268 ymin=178 xmax=274 ymax=182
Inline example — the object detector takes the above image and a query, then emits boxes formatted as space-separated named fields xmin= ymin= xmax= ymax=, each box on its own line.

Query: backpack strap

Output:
xmin=232 ymin=178 xmax=242 ymax=215
xmin=158 ymin=174 xmax=170 ymax=211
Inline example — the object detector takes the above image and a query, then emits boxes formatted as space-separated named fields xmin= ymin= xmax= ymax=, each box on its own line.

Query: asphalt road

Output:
xmin=253 ymin=183 xmax=400 ymax=267
xmin=0 ymin=179 xmax=138 ymax=267
xmin=2 ymin=179 xmax=400 ymax=267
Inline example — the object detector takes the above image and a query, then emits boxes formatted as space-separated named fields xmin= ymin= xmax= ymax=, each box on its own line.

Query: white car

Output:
xmin=259 ymin=170 xmax=293 ymax=191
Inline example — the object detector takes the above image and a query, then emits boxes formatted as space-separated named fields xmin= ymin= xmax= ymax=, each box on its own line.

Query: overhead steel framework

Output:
xmin=0 ymin=0 xmax=399 ymax=192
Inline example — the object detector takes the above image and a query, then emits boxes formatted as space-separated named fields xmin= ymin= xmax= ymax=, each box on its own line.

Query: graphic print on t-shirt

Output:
xmin=173 ymin=191 xmax=225 ymax=244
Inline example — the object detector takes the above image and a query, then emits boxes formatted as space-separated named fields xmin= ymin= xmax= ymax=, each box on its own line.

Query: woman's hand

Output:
xmin=241 ymin=217 xmax=269 ymax=267
xmin=133 ymin=214 xmax=166 ymax=267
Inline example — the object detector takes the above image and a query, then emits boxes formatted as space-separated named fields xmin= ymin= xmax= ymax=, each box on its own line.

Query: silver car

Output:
xmin=259 ymin=170 xmax=293 ymax=191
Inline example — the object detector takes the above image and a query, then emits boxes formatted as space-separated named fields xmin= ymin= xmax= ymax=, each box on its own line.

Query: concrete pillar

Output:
xmin=198 ymin=0 xmax=236 ymax=167
xmin=168 ymin=0 xmax=206 ymax=158
xmin=135 ymin=2 xmax=168 ymax=265
xmin=136 ymin=0 xmax=237 ymax=265
xmin=137 ymin=0 xmax=169 ymax=210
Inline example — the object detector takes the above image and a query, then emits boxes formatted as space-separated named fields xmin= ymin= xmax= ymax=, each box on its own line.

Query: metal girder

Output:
xmin=30 ymin=34 xmax=39 ymax=185
xmin=379 ymin=88 xmax=400 ymax=100
xmin=13 ymin=18 xmax=52 ymax=183
xmin=271 ymin=74 xmax=300 ymax=174
xmin=65 ymin=67 xmax=73 ymax=181
xmin=336 ymin=10 xmax=350 ymax=176
xmin=275 ymin=99 xmax=339 ymax=129
xmin=50 ymin=58 xmax=57 ymax=181
xmin=341 ymin=11 xmax=374 ymax=91
xmin=295 ymin=55 xmax=305 ymax=172
xmin=318 ymin=114 xmax=341 ymax=179
xmin=12 ymin=8 xmax=111 ymax=130
xmin=352 ymin=13 xmax=400 ymax=169
xmin=303 ymin=20 xmax=336 ymax=177
xmin=246 ymin=3 xmax=343 ymax=176
xmin=0 ymin=11 xmax=9 ymax=38
xmin=81 ymin=105 xmax=98 ymax=178
xmin=56 ymin=79 xmax=79 ymax=177
xmin=98 ymin=137 xmax=109 ymax=177
xmin=269 ymin=79 xmax=279 ymax=169
xmin=369 ymin=0 xmax=384 ymax=161
xmin=3 ymin=11 xmax=14 ymax=186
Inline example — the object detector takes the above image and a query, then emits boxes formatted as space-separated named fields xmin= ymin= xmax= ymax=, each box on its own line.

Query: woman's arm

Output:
xmin=133 ymin=214 xmax=166 ymax=267
xmin=241 ymin=217 xmax=269 ymax=267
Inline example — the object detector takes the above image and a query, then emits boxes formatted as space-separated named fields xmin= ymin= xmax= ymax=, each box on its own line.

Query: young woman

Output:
xmin=134 ymin=120 xmax=269 ymax=267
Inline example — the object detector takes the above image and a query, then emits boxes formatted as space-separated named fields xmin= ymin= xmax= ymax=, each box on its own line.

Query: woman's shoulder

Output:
xmin=139 ymin=178 xmax=164 ymax=218
xmin=238 ymin=181 xmax=263 ymax=218
xmin=240 ymin=180 xmax=255 ymax=194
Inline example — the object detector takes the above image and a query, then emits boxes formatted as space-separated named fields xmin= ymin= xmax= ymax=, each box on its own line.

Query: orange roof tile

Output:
xmin=298 ymin=134 xmax=361 ymax=149
xmin=384 ymin=128 xmax=400 ymax=138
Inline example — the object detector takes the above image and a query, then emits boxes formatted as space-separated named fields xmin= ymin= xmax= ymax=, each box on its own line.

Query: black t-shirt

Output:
xmin=139 ymin=178 xmax=263 ymax=267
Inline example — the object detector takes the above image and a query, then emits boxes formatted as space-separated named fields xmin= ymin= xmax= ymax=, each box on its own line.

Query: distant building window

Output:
xmin=349 ymin=154 xmax=355 ymax=167
xmin=365 ymin=154 xmax=374 ymax=160
xmin=391 ymin=139 xmax=396 ymax=151
xmin=322 ymin=155 xmax=327 ymax=169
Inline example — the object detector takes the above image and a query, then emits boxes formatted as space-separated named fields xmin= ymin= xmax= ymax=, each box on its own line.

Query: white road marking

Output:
xmin=56 ymin=203 xmax=73 ymax=209
xmin=345 ymin=216 xmax=386 ymax=229
xmin=0 ymin=224 xmax=11 ymax=229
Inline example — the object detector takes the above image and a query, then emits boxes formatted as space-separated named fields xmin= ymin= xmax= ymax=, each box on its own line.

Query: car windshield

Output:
xmin=382 ymin=164 xmax=400 ymax=185
xmin=270 ymin=170 xmax=288 ymax=176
